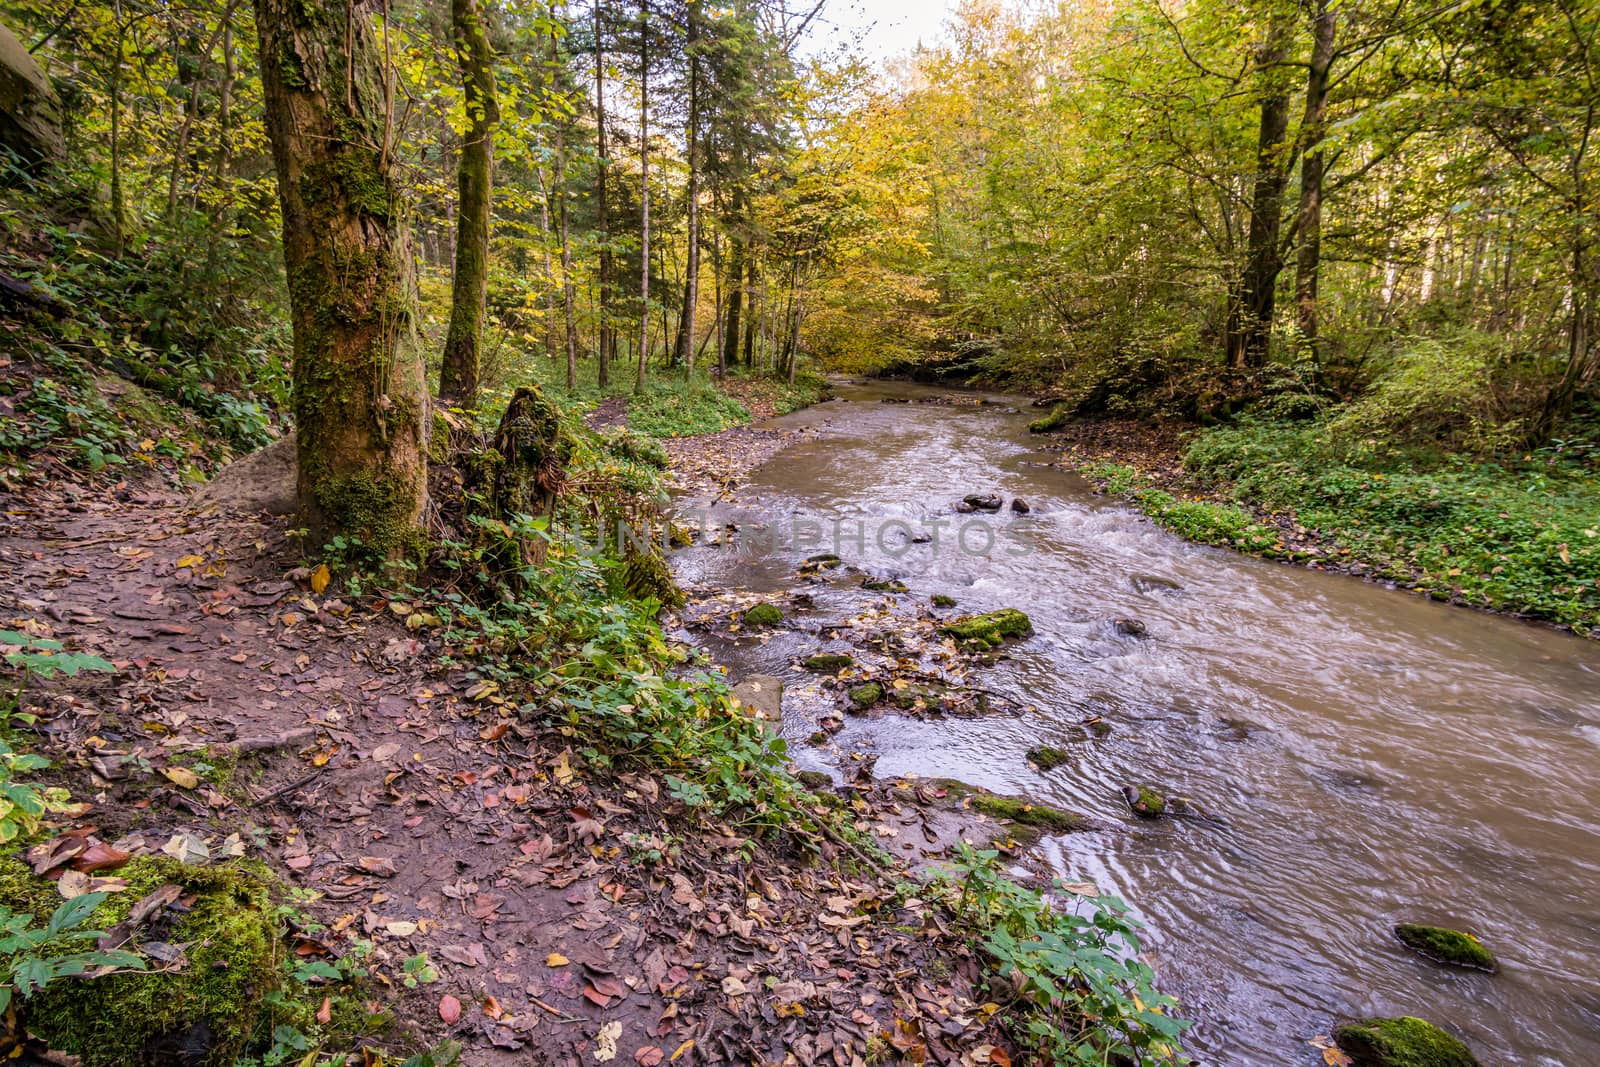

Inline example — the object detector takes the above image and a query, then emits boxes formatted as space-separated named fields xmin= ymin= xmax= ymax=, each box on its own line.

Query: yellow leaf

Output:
xmin=310 ymin=564 xmax=331 ymax=595
xmin=546 ymin=952 xmax=569 ymax=967
xmin=1558 ymin=544 xmax=1571 ymax=564
xmin=669 ymin=1041 xmax=695 ymax=1062
xmin=176 ymin=554 xmax=205 ymax=569
xmin=163 ymin=767 xmax=200 ymax=789
xmin=1324 ymin=1049 xmax=1354 ymax=1066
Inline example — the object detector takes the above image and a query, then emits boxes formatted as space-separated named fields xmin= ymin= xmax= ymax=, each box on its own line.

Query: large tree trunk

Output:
xmin=1226 ymin=33 xmax=1292 ymax=370
xmin=593 ymin=0 xmax=612 ymax=387
xmin=741 ymin=256 xmax=758 ymax=367
xmin=1292 ymin=0 xmax=1336 ymax=354
xmin=557 ymin=114 xmax=579 ymax=390
xmin=253 ymin=0 xmax=428 ymax=557
xmin=721 ymin=227 xmax=744 ymax=372
xmin=672 ymin=2 xmax=701 ymax=377
xmin=634 ymin=0 xmax=650 ymax=392
xmin=439 ymin=0 xmax=499 ymax=408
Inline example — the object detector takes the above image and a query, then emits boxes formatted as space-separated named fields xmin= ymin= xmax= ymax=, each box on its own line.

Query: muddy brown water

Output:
xmin=669 ymin=380 xmax=1600 ymax=1066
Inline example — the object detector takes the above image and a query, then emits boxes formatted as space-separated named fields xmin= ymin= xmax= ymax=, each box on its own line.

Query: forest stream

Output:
xmin=670 ymin=380 xmax=1600 ymax=1067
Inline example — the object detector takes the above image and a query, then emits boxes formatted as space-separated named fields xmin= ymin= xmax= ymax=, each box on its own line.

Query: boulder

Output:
xmin=1122 ymin=784 xmax=1166 ymax=818
xmin=1130 ymin=574 xmax=1183 ymax=595
xmin=847 ymin=682 xmax=882 ymax=711
xmin=931 ymin=594 xmax=956 ymax=608
xmin=1026 ymin=745 xmax=1071 ymax=771
xmin=1010 ymin=497 xmax=1031 ymax=514
xmin=1333 ymin=1017 xmax=1479 ymax=1067
xmin=803 ymin=653 xmax=852 ymax=672
xmin=0 ymin=20 xmax=64 ymax=169
xmin=861 ymin=576 xmax=909 ymax=593
xmin=960 ymin=493 xmax=1003 ymax=511
xmin=1393 ymin=924 xmax=1497 ymax=972
xmin=731 ymin=675 xmax=784 ymax=722
xmin=742 ymin=602 xmax=783 ymax=627
xmin=1113 ymin=617 xmax=1148 ymax=638
xmin=188 ymin=434 xmax=297 ymax=516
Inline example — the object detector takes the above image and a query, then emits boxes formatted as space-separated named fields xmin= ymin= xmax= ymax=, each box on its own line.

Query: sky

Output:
xmin=799 ymin=0 xmax=959 ymax=67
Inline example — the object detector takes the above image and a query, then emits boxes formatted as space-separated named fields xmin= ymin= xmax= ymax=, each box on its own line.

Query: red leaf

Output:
xmin=582 ymin=984 xmax=613 ymax=1008
xmin=635 ymin=1047 xmax=664 ymax=1066
xmin=438 ymin=994 xmax=462 ymax=1024
xmin=316 ymin=997 xmax=332 ymax=1025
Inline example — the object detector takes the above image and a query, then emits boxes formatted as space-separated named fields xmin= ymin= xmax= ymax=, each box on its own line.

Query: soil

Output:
xmin=0 ymin=453 xmax=1013 ymax=1065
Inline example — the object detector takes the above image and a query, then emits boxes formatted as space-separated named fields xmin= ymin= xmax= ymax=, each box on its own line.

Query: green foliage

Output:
xmin=626 ymin=379 xmax=750 ymax=438
xmin=1183 ymin=420 xmax=1600 ymax=629
xmin=0 ymin=892 xmax=146 ymax=1016
xmin=1091 ymin=464 xmax=1283 ymax=555
xmin=940 ymin=844 xmax=1189 ymax=1065
xmin=1 ymin=630 xmax=116 ymax=680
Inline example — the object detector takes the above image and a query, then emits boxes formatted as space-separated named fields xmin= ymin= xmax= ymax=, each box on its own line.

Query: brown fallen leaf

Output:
xmin=438 ymin=994 xmax=461 ymax=1024
xmin=635 ymin=1047 xmax=664 ymax=1066
xmin=482 ymin=994 xmax=502 ymax=1019
xmin=316 ymin=996 xmax=332 ymax=1025
xmin=356 ymin=856 xmax=398 ymax=878
xmin=72 ymin=842 xmax=132 ymax=874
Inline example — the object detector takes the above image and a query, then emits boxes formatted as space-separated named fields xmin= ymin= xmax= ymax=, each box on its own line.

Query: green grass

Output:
xmin=626 ymin=380 xmax=750 ymax=437
xmin=1089 ymin=462 xmax=1283 ymax=556
xmin=1178 ymin=419 xmax=1600 ymax=631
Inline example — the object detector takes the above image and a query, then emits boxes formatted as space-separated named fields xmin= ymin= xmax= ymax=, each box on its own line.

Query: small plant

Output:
xmin=1 ymin=630 xmax=116 ymax=680
xmin=400 ymin=951 xmax=439 ymax=988
xmin=0 ymin=892 xmax=146 ymax=1015
xmin=940 ymin=844 xmax=1189 ymax=1066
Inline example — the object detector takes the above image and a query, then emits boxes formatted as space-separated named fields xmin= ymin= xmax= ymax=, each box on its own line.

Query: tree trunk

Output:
xmin=439 ymin=0 xmax=499 ymax=408
xmin=1292 ymin=0 xmax=1336 ymax=354
xmin=741 ymin=256 xmax=758 ymax=367
xmin=593 ymin=0 xmax=612 ymax=387
xmin=1226 ymin=33 xmax=1292 ymax=370
xmin=555 ymin=43 xmax=579 ymax=391
xmin=633 ymin=0 xmax=650 ymax=393
xmin=253 ymin=0 xmax=427 ymax=556
xmin=721 ymin=211 xmax=744 ymax=373
xmin=672 ymin=2 xmax=701 ymax=378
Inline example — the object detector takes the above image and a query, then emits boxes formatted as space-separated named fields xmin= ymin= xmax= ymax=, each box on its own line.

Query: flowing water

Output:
xmin=669 ymin=380 xmax=1600 ymax=1066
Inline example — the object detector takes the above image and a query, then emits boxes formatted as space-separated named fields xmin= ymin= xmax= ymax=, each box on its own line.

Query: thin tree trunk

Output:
xmin=741 ymin=256 xmax=758 ymax=367
xmin=439 ymin=0 xmax=499 ymax=407
xmin=673 ymin=1 xmax=701 ymax=377
xmin=721 ymin=208 xmax=743 ymax=373
xmin=1227 ymin=32 xmax=1292 ymax=370
xmin=252 ymin=0 xmax=427 ymax=554
xmin=556 ymin=51 xmax=579 ymax=390
xmin=593 ymin=0 xmax=612 ymax=387
xmin=109 ymin=1 xmax=126 ymax=257
xmin=633 ymin=0 xmax=650 ymax=393
xmin=1292 ymin=0 xmax=1335 ymax=353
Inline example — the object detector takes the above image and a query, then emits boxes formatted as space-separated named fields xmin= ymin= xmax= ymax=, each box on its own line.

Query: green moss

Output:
xmin=1027 ymin=406 xmax=1070 ymax=433
xmin=862 ymin=577 xmax=910 ymax=593
xmin=795 ymin=770 xmax=833 ymax=791
xmin=743 ymin=603 xmax=783 ymax=627
xmin=940 ymin=609 xmax=1032 ymax=648
xmin=848 ymin=682 xmax=883 ymax=710
xmin=803 ymin=654 xmax=853 ymax=672
xmin=2 ymin=855 xmax=279 ymax=1067
xmin=1026 ymin=745 xmax=1071 ymax=771
xmin=1124 ymin=784 xmax=1166 ymax=817
xmin=622 ymin=548 xmax=685 ymax=609
xmin=889 ymin=682 xmax=945 ymax=711
xmin=969 ymin=792 xmax=1090 ymax=833
xmin=311 ymin=466 xmax=426 ymax=563
xmin=1394 ymin=924 xmax=1497 ymax=971
xmin=1333 ymin=1017 xmax=1479 ymax=1067
xmin=931 ymin=594 xmax=956 ymax=608
xmin=428 ymin=409 xmax=454 ymax=464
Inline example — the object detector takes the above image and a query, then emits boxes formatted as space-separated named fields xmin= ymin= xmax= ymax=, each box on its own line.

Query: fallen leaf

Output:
xmin=310 ymin=564 xmax=331 ymax=595
xmin=483 ymin=994 xmax=502 ymax=1018
xmin=316 ymin=996 xmax=332 ymax=1025
xmin=438 ymin=994 xmax=461 ymax=1024
xmin=162 ymin=767 xmax=200 ymax=789
xmin=594 ymin=1020 xmax=621 ymax=1063
xmin=72 ymin=842 xmax=132 ymax=874
xmin=547 ymin=952 xmax=570 ymax=967
xmin=356 ymin=856 xmax=398 ymax=878
xmin=635 ymin=1047 xmax=664 ymax=1066
xmin=161 ymin=832 xmax=210 ymax=865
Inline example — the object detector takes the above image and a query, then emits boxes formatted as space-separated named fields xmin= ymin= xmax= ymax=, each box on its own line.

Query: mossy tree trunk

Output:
xmin=440 ymin=0 xmax=499 ymax=408
xmin=253 ymin=0 xmax=428 ymax=558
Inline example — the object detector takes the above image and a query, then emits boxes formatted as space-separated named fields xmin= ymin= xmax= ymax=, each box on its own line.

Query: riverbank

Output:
xmin=1039 ymin=416 xmax=1600 ymax=636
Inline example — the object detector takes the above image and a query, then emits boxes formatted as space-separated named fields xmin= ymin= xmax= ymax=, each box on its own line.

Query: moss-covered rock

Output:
xmin=888 ymin=682 xmax=946 ymax=712
xmin=931 ymin=594 xmax=956 ymax=608
xmin=861 ymin=577 xmax=910 ymax=593
xmin=1394 ymin=924 xmax=1497 ymax=972
xmin=742 ymin=602 xmax=783 ymax=627
xmin=1026 ymin=745 xmax=1071 ymax=771
xmin=795 ymin=770 xmax=834 ymax=791
xmin=803 ymin=653 xmax=853 ymax=672
xmin=848 ymin=682 xmax=883 ymax=710
xmin=1028 ymin=406 xmax=1069 ymax=434
xmin=1122 ymin=784 xmax=1166 ymax=818
xmin=969 ymin=792 xmax=1090 ymax=834
xmin=1333 ymin=1017 xmax=1479 ymax=1067
xmin=940 ymin=609 xmax=1032 ymax=649
xmin=1 ymin=855 xmax=279 ymax=1067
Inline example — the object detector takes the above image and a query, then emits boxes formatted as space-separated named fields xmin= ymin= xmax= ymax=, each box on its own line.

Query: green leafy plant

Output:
xmin=941 ymin=844 xmax=1189 ymax=1066
xmin=0 ymin=892 xmax=146 ymax=1015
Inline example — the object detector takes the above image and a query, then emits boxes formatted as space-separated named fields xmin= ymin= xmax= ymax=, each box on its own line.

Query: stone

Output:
xmin=188 ymin=434 xmax=298 ymax=516
xmin=742 ymin=602 xmax=783 ymax=627
xmin=940 ymin=609 xmax=1032 ymax=649
xmin=1122 ymin=784 xmax=1165 ymax=818
xmin=1113 ymin=617 xmax=1148 ymax=638
xmin=0 ymin=20 xmax=64 ymax=169
xmin=795 ymin=770 xmax=833 ymax=791
xmin=861 ymin=576 xmax=909 ymax=593
xmin=1010 ymin=497 xmax=1030 ymax=514
xmin=1333 ymin=1018 xmax=1479 ymax=1067
xmin=731 ymin=675 xmax=784 ymax=723
xmin=1026 ymin=746 xmax=1071 ymax=771
xmin=847 ymin=682 xmax=882 ymax=711
xmin=803 ymin=653 xmax=853 ymax=672
xmin=1130 ymin=574 xmax=1183 ymax=595
xmin=1393 ymin=924 xmax=1497 ymax=972
xmin=931 ymin=594 xmax=956 ymax=608
xmin=961 ymin=493 xmax=1003 ymax=511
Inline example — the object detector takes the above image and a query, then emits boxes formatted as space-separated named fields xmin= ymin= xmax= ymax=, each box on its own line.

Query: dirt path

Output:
xmin=0 ymin=478 xmax=1006 ymax=1066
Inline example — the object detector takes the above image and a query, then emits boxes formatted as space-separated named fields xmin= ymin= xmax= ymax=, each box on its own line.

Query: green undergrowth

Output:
xmin=1182 ymin=419 xmax=1600 ymax=630
xmin=1089 ymin=462 xmax=1284 ymax=556
xmin=940 ymin=844 xmax=1189 ymax=1066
